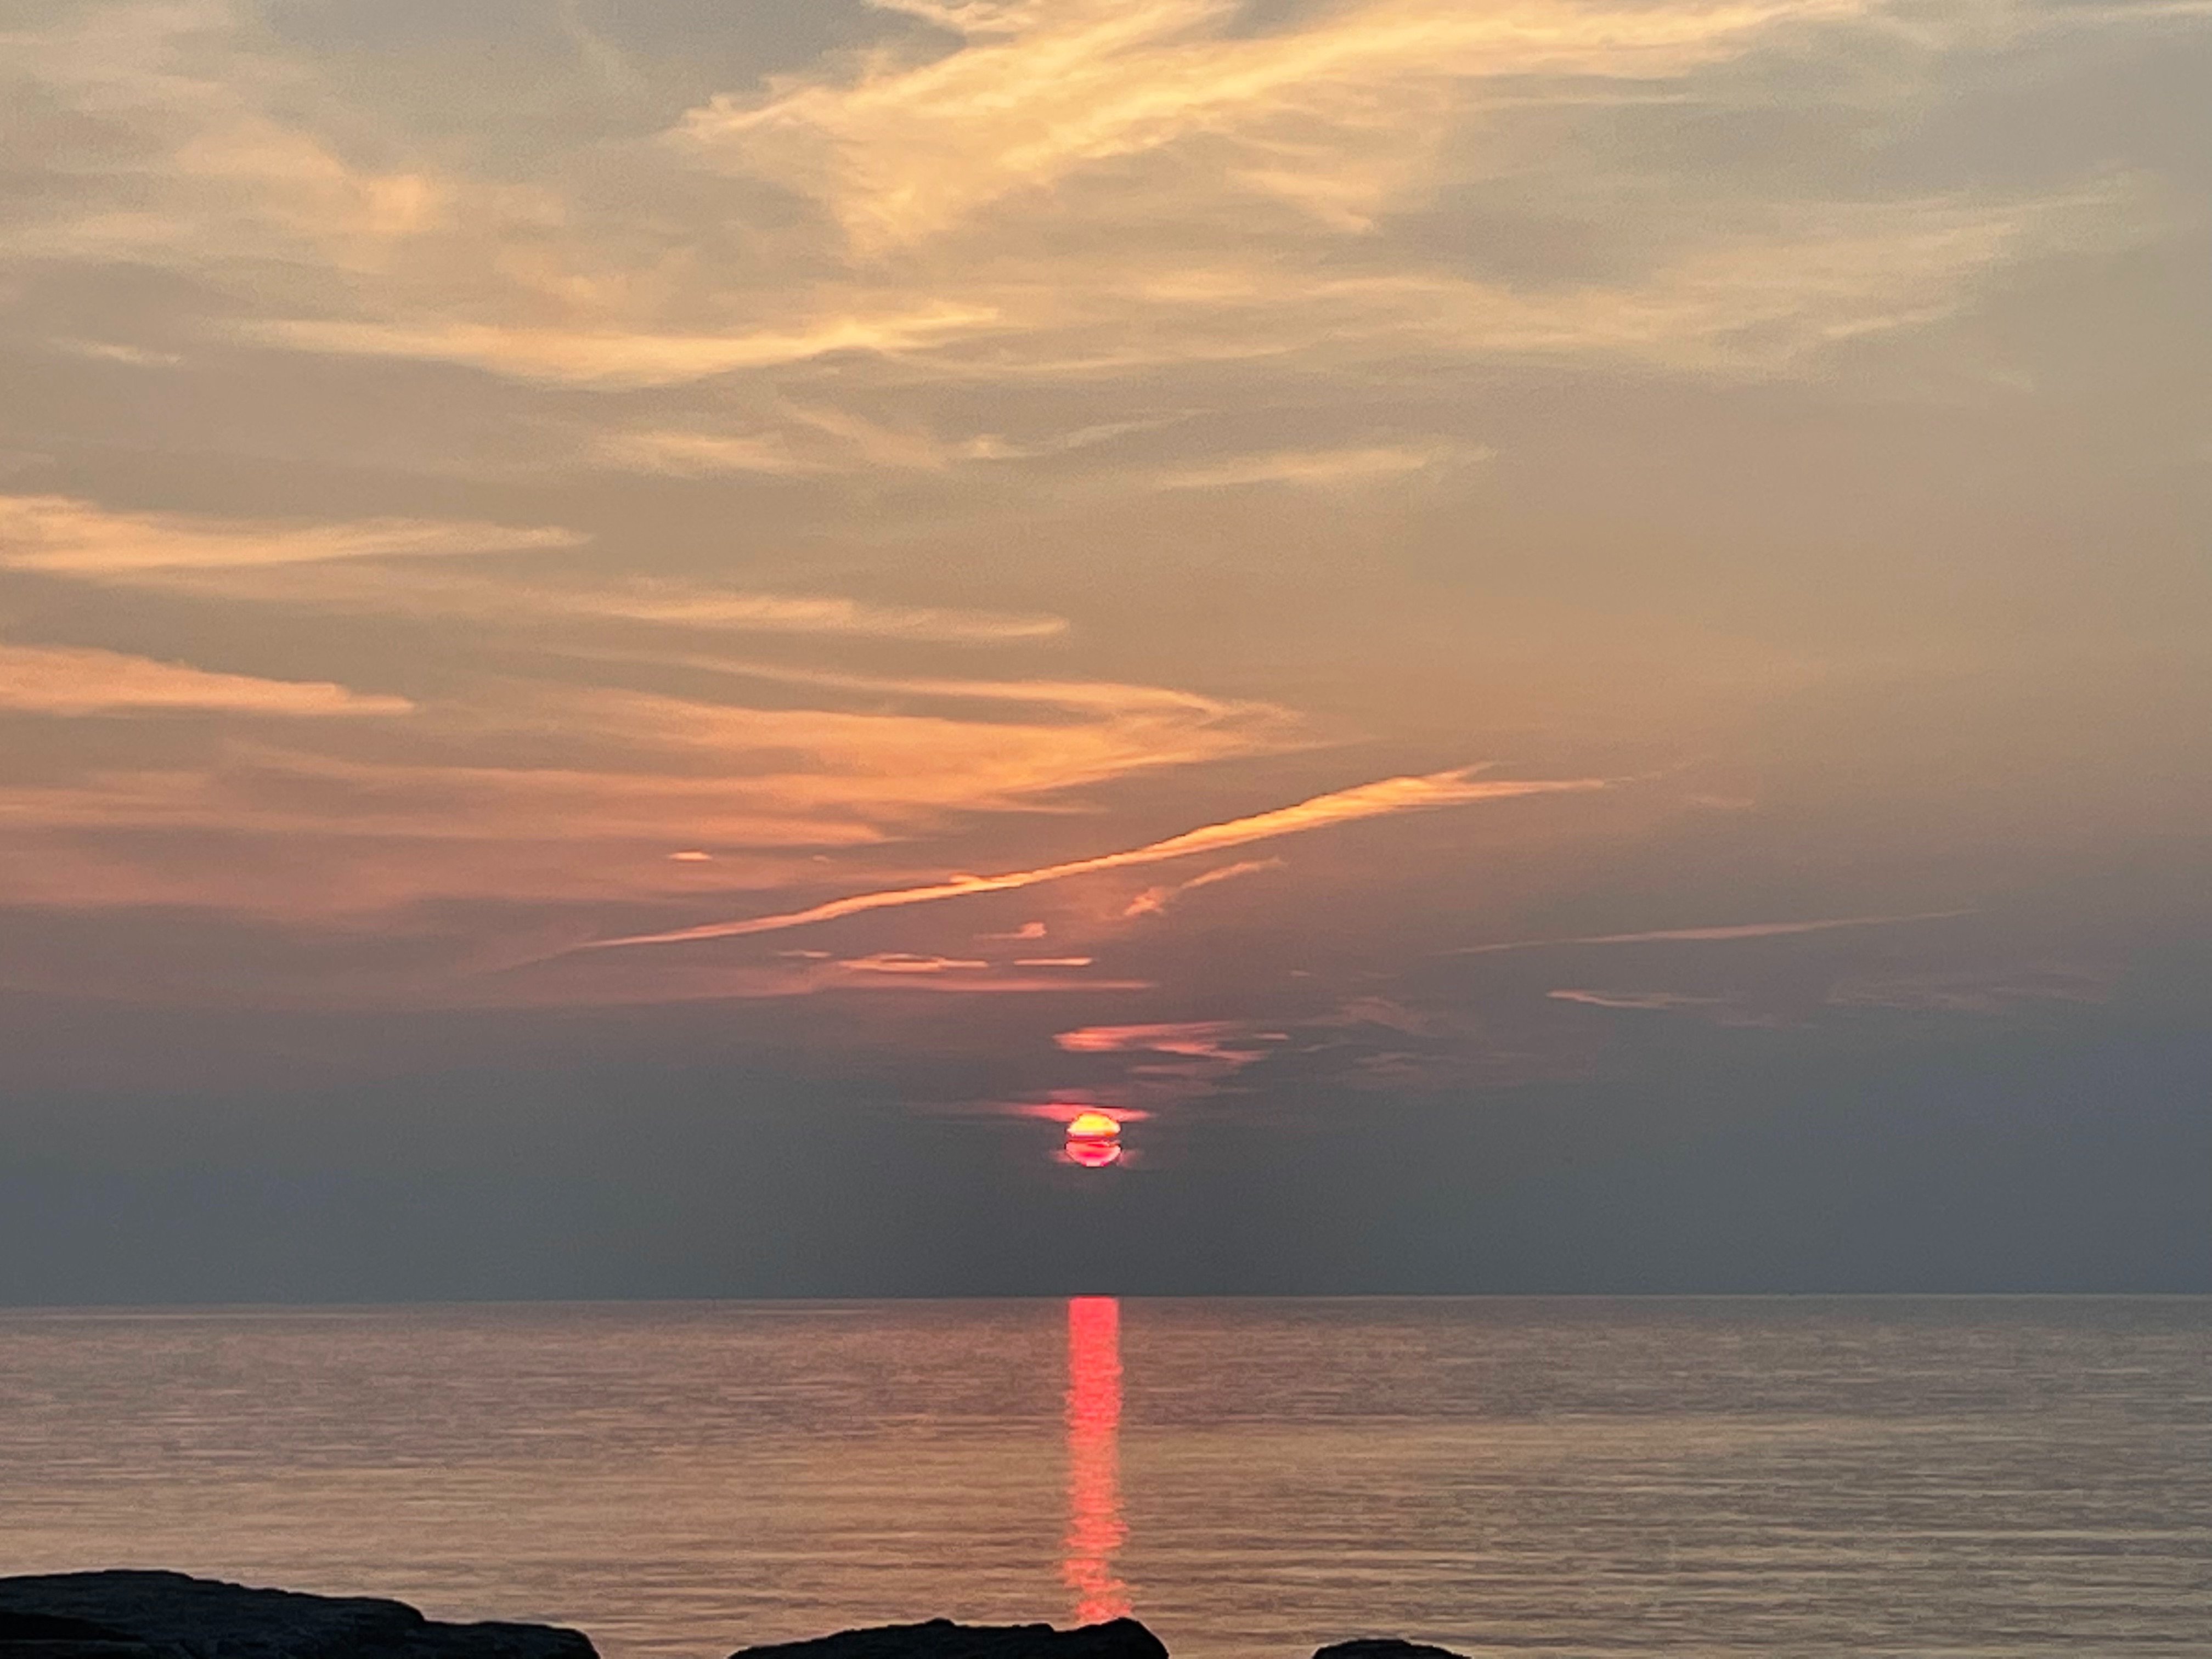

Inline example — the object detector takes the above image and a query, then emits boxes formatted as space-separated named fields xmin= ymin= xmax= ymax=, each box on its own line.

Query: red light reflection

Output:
xmin=1062 ymin=1295 xmax=1129 ymax=1623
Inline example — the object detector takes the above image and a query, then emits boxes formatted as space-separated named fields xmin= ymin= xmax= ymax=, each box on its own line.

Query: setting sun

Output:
xmin=1064 ymin=1111 xmax=1124 ymax=1169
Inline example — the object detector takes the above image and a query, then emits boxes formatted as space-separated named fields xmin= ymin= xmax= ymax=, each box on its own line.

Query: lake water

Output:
xmin=2 ymin=1299 xmax=2207 ymax=1658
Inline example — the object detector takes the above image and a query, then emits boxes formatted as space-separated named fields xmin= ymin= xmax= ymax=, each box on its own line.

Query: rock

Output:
xmin=0 ymin=1572 xmax=596 ymax=1659
xmin=1312 ymin=1643 xmax=1469 ymax=1659
xmin=728 ymin=1618 xmax=1169 ymax=1659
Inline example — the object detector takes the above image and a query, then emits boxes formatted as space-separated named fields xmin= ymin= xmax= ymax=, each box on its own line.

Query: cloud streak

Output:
xmin=246 ymin=305 xmax=1002 ymax=389
xmin=83 ymin=558 xmax=1070 ymax=646
xmin=1450 ymin=910 xmax=1974 ymax=955
xmin=582 ymin=766 xmax=1605 ymax=949
xmin=0 ymin=495 xmax=580 ymax=573
xmin=1123 ymin=855 xmax=1284 ymax=917
xmin=0 ymin=644 xmax=411 ymax=717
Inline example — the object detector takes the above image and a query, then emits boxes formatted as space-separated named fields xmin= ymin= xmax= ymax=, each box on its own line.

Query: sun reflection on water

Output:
xmin=1062 ymin=1295 xmax=1129 ymax=1624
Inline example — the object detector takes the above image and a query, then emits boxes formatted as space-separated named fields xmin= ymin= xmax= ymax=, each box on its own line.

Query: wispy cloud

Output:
xmin=834 ymin=952 xmax=989 ymax=974
xmin=4 ymin=0 xmax=2192 ymax=1029
xmin=597 ymin=413 xmax=1176 ymax=477
xmin=0 ymin=644 xmax=410 ymax=717
xmin=1825 ymin=962 xmax=2118 ymax=1015
xmin=81 ymin=556 xmax=1070 ymax=645
xmin=1546 ymin=987 xmax=1740 ymax=1011
xmin=244 ymin=306 xmax=1002 ymax=389
xmin=593 ymin=429 xmax=824 ymax=477
xmin=0 ymin=661 xmax=1304 ymax=923
xmin=521 ymin=681 xmax=1294 ymax=817
xmin=1449 ymin=910 xmax=1973 ymax=955
xmin=1123 ymin=855 xmax=1284 ymax=917
xmin=0 ymin=495 xmax=580 ymax=574
xmin=1052 ymin=1017 xmax=1288 ymax=1103
xmin=0 ymin=752 xmax=883 ymax=848
xmin=683 ymin=0 xmax=1871 ymax=249
xmin=1153 ymin=443 xmax=1485 ymax=490
xmin=1055 ymin=1020 xmax=1275 ymax=1060
xmin=584 ymin=767 xmax=1605 ymax=949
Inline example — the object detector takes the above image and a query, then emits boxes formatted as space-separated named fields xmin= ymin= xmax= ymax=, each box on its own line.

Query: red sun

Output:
xmin=1063 ymin=1110 xmax=1124 ymax=1169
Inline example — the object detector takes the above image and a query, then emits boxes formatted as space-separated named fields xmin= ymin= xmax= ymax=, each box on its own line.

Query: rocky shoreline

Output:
xmin=0 ymin=1575 xmax=1462 ymax=1659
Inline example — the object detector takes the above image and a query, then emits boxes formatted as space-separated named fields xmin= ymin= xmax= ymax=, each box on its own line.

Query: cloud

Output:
xmin=5 ymin=0 xmax=2146 ymax=450
xmin=1181 ymin=856 xmax=1285 ymax=891
xmin=504 ymin=962 xmax=1159 ymax=1005
xmin=681 ymin=0 xmax=1872 ymax=250
xmin=4 ymin=0 xmax=2188 ymax=1028
xmin=1824 ymin=963 xmax=2118 ymax=1015
xmin=581 ymin=765 xmax=1607 ymax=949
xmin=1054 ymin=1020 xmax=1272 ymax=1059
xmin=1449 ymin=910 xmax=1973 ymax=954
xmin=594 ymin=430 xmax=825 ymax=477
xmin=0 ymin=627 xmax=1312 ymax=928
xmin=1124 ymin=855 xmax=1283 ymax=916
xmin=84 ymin=556 xmax=1070 ymax=645
xmin=0 ymin=1 xmax=452 ymax=270
xmin=560 ymin=589 xmax=1065 ymax=641
xmin=1153 ymin=443 xmax=1486 ymax=490
xmin=512 ymin=680 xmax=1295 ymax=820
xmin=0 ymin=662 xmax=1303 ymax=923
xmin=0 ymin=495 xmax=581 ymax=574
xmin=834 ymin=952 xmax=989 ymax=973
xmin=1052 ymin=1017 xmax=1288 ymax=1104
xmin=597 ymin=411 xmax=1176 ymax=478
xmin=1545 ymin=987 xmax=1740 ymax=1011
xmin=245 ymin=306 xmax=1002 ymax=388
xmin=1544 ymin=960 xmax=2118 ymax=1025
xmin=0 ymin=749 xmax=886 ymax=845
xmin=0 ymin=644 xmax=411 ymax=716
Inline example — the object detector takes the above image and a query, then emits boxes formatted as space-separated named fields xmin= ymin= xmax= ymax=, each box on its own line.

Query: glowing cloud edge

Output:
xmin=575 ymin=765 xmax=1606 ymax=952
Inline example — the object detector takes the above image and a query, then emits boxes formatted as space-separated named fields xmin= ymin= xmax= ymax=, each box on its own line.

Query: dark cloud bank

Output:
xmin=5 ymin=989 xmax=2206 ymax=1304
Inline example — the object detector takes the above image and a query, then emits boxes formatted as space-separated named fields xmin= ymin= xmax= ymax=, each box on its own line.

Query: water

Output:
xmin=1 ymin=1299 xmax=2206 ymax=1658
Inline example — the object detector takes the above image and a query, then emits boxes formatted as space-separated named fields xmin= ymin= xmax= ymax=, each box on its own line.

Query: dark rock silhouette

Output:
xmin=727 ymin=1618 xmax=1168 ymax=1659
xmin=0 ymin=1573 xmax=595 ymax=1659
xmin=3 ymin=1575 xmax=1451 ymax=1659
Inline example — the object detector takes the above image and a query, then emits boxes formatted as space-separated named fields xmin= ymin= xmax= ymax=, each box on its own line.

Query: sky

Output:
xmin=2 ymin=0 xmax=2209 ymax=1300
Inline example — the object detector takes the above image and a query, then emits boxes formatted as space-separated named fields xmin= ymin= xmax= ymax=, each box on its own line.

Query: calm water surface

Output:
xmin=2 ymin=1299 xmax=2207 ymax=1658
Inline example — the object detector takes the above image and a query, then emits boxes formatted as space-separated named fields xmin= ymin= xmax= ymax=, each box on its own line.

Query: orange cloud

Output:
xmin=245 ymin=305 xmax=1000 ymax=388
xmin=0 ymin=644 xmax=411 ymax=716
xmin=834 ymin=952 xmax=989 ymax=974
xmin=1052 ymin=1017 xmax=1288 ymax=1102
xmin=1124 ymin=855 xmax=1284 ymax=917
xmin=87 ymin=558 xmax=1070 ymax=645
xmin=1054 ymin=1020 xmax=1268 ymax=1060
xmin=582 ymin=766 xmax=1606 ymax=950
xmin=0 ymin=494 xmax=579 ymax=573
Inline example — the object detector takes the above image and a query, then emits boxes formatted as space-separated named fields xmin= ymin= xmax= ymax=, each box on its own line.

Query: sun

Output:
xmin=1063 ymin=1110 xmax=1124 ymax=1168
